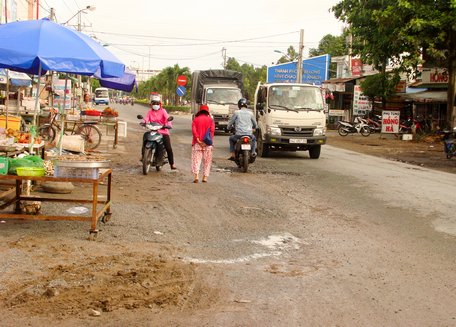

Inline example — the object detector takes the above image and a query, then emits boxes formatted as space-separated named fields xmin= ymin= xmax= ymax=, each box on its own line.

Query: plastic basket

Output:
xmin=81 ymin=110 xmax=101 ymax=117
xmin=16 ymin=167 xmax=45 ymax=177
xmin=0 ymin=156 xmax=8 ymax=175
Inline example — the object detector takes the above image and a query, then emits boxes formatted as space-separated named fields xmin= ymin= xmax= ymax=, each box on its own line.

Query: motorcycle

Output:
xmin=337 ymin=116 xmax=371 ymax=137
xmin=233 ymin=135 xmax=256 ymax=173
xmin=363 ymin=115 xmax=382 ymax=133
xmin=137 ymin=115 xmax=173 ymax=175
xmin=441 ymin=127 xmax=456 ymax=159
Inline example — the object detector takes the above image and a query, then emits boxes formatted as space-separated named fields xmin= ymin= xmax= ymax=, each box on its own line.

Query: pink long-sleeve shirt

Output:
xmin=143 ymin=107 xmax=172 ymax=136
xmin=192 ymin=112 xmax=215 ymax=145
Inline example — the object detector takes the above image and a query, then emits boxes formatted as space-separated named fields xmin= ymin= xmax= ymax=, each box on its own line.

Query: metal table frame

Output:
xmin=0 ymin=169 xmax=112 ymax=238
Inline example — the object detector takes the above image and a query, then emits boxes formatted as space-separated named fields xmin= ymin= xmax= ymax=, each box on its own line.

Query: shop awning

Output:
xmin=0 ymin=68 xmax=32 ymax=87
xmin=397 ymin=90 xmax=447 ymax=102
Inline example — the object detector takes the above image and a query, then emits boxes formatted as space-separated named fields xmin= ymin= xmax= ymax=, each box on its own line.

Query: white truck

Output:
xmin=254 ymin=82 xmax=327 ymax=159
xmin=191 ymin=70 xmax=243 ymax=131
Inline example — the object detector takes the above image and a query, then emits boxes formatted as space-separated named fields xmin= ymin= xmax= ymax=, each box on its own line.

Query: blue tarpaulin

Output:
xmin=0 ymin=18 xmax=124 ymax=77
xmin=94 ymin=68 xmax=137 ymax=92
xmin=0 ymin=68 xmax=32 ymax=87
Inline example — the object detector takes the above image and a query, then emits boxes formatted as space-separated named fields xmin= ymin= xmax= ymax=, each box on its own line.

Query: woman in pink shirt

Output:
xmin=142 ymin=96 xmax=177 ymax=169
xmin=191 ymin=104 xmax=215 ymax=183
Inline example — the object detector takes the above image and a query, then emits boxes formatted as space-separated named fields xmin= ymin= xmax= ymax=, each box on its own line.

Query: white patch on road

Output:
xmin=184 ymin=233 xmax=305 ymax=264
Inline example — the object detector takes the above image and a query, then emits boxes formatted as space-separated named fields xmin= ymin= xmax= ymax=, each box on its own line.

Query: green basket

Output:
xmin=0 ymin=156 xmax=8 ymax=175
xmin=16 ymin=167 xmax=45 ymax=177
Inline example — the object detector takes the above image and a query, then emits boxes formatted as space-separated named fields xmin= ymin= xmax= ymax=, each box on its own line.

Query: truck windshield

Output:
xmin=268 ymin=85 xmax=324 ymax=111
xmin=95 ymin=89 xmax=109 ymax=98
xmin=206 ymin=88 xmax=242 ymax=105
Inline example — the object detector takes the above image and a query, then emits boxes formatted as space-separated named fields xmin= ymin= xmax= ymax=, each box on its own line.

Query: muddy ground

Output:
xmin=0 ymin=115 xmax=455 ymax=326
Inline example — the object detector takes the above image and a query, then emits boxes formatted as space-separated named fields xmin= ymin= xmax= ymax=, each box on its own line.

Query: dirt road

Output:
xmin=1 ymin=110 xmax=455 ymax=326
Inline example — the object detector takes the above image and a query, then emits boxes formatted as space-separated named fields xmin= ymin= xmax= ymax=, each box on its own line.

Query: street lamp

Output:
xmin=63 ymin=5 xmax=96 ymax=32
xmin=274 ymin=49 xmax=293 ymax=61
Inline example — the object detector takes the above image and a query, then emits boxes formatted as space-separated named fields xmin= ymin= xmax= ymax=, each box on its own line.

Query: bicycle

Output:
xmin=38 ymin=109 xmax=102 ymax=150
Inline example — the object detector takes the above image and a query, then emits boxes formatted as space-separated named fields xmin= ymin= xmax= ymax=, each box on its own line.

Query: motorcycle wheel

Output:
xmin=338 ymin=126 xmax=349 ymax=136
xmin=361 ymin=126 xmax=371 ymax=137
xmin=38 ymin=124 xmax=56 ymax=142
xmin=142 ymin=148 xmax=152 ymax=175
xmin=241 ymin=150 xmax=249 ymax=173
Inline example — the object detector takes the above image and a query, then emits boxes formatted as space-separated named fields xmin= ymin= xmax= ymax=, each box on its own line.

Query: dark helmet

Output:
xmin=238 ymin=98 xmax=248 ymax=109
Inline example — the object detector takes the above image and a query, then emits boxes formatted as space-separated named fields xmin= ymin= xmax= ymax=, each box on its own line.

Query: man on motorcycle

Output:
xmin=141 ymin=95 xmax=177 ymax=169
xmin=227 ymin=98 xmax=258 ymax=161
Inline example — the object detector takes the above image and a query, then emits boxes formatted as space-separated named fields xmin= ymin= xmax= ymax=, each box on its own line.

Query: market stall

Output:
xmin=0 ymin=155 xmax=112 ymax=238
xmin=0 ymin=18 xmax=125 ymax=237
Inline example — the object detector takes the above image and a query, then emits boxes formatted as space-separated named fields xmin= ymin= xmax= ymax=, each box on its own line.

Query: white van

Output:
xmin=94 ymin=87 xmax=109 ymax=105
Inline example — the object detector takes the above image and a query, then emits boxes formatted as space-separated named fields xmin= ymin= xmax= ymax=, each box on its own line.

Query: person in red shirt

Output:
xmin=191 ymin=104 xmax=215 ymax=183
xmin=142 ymin=95 xmax=177 ymax=169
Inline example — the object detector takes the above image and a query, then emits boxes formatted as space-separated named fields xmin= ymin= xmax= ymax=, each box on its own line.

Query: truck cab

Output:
xmin=254 ymin=82 xmax=326 ymax=159
xmin=201 ymin=85 xmax=242 ymax=131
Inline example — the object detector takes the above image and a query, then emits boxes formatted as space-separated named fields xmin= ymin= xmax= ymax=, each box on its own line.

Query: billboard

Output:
xmin=267 ymin=54 xmax=330 ymax=85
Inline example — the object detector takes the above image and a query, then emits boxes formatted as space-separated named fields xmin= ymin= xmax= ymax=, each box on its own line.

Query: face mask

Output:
xmin=152 ymin=105 xmax=160 ymax=110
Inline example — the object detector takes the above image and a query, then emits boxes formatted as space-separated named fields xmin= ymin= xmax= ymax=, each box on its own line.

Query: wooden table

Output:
xmin=0 ymin=169 xmax=112 ymax=239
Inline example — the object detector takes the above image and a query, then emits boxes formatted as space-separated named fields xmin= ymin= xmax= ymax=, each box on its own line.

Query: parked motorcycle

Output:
xmin=233 ymin=135 xmax=256 ymax=173
xmin=363 ymin=115 xmax=382 ymax=133
xmin=441 ymin=127 xmax=456 ymax=159
xmin=137 ymin=115 xmax=173 ymax=175
xmin=337 ymin=117 xmax=371 ymax=137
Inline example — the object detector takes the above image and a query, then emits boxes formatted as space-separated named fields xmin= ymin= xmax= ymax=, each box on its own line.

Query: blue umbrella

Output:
xmin=0 ymin=18 xmax=124 ymax=78
xmin=94 ymin=68 xmax=137 ymax=92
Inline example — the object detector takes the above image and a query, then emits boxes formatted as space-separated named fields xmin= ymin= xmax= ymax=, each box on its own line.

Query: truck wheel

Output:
xmin=257 ymin=133 xmax=269 ymax=157
xmin=309 ymin=145 xmax=321 ymax=159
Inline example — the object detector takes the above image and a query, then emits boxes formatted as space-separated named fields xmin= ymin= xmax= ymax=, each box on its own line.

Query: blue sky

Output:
xmin=40 ymin=0 xmax=345 ymax=71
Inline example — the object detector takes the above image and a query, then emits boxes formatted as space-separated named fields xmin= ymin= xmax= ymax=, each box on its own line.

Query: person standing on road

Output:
xmin=227 ymin=98 xmax=258 ymax=160
xmin=191 ymin=104 xmax=215 ymax=183
xmin=142 ymin=95 xmax=177 ymax=170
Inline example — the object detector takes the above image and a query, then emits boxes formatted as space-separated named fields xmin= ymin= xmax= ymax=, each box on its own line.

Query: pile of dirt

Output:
xmin=1 ymin=253 xmax=215 ymax=319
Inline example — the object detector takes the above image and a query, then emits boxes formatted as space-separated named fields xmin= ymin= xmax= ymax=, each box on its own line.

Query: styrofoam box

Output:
xmin=117 ymin=121 xmax=127 ymax=138
xmin=402 ymin=134 xmax=413 ymax=141
xmin=54 ymin=166 xmax=99 ymax=179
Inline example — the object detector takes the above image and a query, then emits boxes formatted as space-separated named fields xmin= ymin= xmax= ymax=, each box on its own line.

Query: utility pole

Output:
xmin=296 ymin=29 xmax=304 ymax=83
xmin=222 ymin=48 xmax=227 ymax=69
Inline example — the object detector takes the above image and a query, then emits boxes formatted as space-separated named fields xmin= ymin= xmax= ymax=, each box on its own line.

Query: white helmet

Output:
xmin=150 ymin=95 xmax=161 ymax=104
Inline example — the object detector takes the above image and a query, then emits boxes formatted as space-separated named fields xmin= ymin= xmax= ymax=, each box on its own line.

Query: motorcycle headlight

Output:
xmin=313 ymin=127 xmax=326 ymax=136
xmin=266 ymin=125 xmax=281 ymax=136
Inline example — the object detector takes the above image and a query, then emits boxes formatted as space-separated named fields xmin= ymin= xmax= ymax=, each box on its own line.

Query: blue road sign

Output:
xmin=176 ymin=85 xmax=186 ymax=96
xmin=267 ymin=54 xmax=330 ymax=85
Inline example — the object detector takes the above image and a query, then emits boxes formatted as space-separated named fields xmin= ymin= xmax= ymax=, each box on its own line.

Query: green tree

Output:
xmin=309 ymin=34 xmax=349 ymax=78
xmin=133 ymin=64 xmax=191 ymax=105
xmin=226 ymin=57 xmax=267 ymax=101
xmin=308 ymin=34 xmax=347 ymax=58
xmin=332 ymin=0 xmax=456 ymax=127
